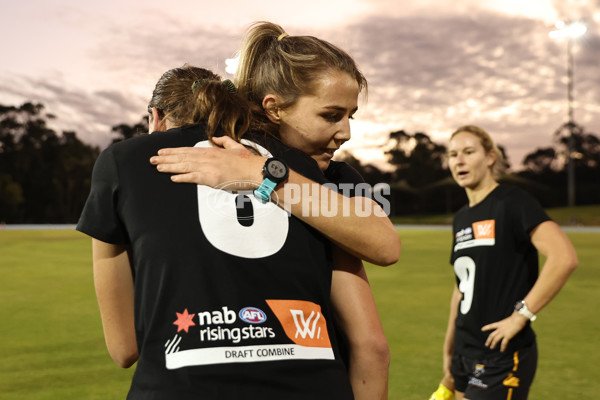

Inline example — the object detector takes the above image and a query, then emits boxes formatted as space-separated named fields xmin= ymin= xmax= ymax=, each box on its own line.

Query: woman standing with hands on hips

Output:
xmin=434 ymin=125 xmax=577 ymax=400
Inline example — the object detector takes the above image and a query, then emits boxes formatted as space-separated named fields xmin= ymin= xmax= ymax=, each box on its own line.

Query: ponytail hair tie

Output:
xmin=222 ymin=79 xmax=237 ymax=93
xmin=277 ymin=32 xmax=289 ymax=41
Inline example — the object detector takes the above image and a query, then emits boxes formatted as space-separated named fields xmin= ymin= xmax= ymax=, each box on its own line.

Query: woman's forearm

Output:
xmin=443 ymin=285 xmax=461 ymax=375
xmin=331 ymin=250 xmax=390 ymax=399
xmin=92 ymin=239 xmax=138 ymax=368
xmin=151 ymin=145 xmax=401 ymax=266
xmin=274 ymin=169 xmax=400 ymax=266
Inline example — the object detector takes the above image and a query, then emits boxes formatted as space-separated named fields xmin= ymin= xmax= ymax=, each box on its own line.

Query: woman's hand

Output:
xmin=481 ymin=312 xmax=528 ymax=352
xmin=149 ymin=136 xmax=265 ymax=189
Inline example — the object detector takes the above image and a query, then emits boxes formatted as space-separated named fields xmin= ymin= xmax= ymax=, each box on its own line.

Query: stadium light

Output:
xmin=549 ymin=21 xmax=587 ymax=39
xmin=549 ymin=20 xmax=586 ymax=211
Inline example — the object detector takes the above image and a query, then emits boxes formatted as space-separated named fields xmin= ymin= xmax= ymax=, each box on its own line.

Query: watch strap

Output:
xmin=254 ymin=177 xmax=278 ymax=203
xmin=516 ymin=300 xmax=537 ymax=321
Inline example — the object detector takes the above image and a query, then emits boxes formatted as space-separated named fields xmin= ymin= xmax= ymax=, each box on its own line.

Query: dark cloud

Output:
xmin=91 ymin=18 xmax=243 ymax=79
xmin=0 ymin=72 xmax=145 ymax=147
xmin=321 ymin=11 xmax=599 ymax=167
xmin=1 ymin=6 xmax=597 ymax=170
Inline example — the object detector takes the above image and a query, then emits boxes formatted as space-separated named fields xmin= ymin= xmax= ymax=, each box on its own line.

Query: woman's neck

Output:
xmin=465 ymin=178 xmax=499 ymax=207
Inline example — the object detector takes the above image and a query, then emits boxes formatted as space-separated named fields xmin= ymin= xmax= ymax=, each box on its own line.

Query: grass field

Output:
xmin=0 ymin=228 xmax=598 ymax=399
xmin=391 ymin=204 xmax=600 ymax=226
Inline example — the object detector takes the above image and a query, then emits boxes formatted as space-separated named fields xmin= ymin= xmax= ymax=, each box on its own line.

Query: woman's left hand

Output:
xmin=481 ymin=313 xmax=528 ymax=352
xmin=149 ymin=136 xmax=265 ymax=188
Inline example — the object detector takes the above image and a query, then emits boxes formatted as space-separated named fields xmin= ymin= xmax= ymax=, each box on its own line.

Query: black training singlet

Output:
xmin=450 ymin=184 xmax=550 ymax=359
xmin=77 ymin=124 xmax=355 ymax=399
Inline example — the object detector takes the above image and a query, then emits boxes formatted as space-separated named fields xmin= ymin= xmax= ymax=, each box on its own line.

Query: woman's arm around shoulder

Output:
xmin=149 ymin=137 xmax=401 ymax=266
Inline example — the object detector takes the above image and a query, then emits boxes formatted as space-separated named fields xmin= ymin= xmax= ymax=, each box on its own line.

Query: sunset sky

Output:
xmin=1 ymin=0 xmax=598 ymax=170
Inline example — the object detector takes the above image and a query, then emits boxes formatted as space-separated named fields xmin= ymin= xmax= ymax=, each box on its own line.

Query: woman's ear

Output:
xmin=150 ymin=107 xmax=165 ymax=133
xmin=487 ymin=149 xmax=498 ymax=169
xmin=262 ymin=94 xmax=282 ymax=124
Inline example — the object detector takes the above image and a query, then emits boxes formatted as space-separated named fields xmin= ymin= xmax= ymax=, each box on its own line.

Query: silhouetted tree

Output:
xmin=0 ymin=172 xmax=23 ymax=220
xmin=519 ymin=125 xmax=600 ymax=207
xmin=386 ymin=130 xmax=447 ymax=186
xmin=523 ymin=148 xmax=557 ymax=173
xmin=112 ymin=116 xmax=148 ymax=143
xmin=53 ymin=131 xmax=100 ymax=221
xmin=334 ymin=150 xmax=391 ymax=187
xmin=0 ymin=102 xmax=99 ymax=223
xmin=2 ymin=100 xmax=597 ymax=222
xmin=385 ymin=130 xmax=452 ymax=214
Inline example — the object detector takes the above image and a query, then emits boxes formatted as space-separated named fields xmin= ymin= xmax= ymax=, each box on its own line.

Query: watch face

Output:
xmin=266 ymin=159 xmax=288 ymax=180
xmin=515 ymin=301 xmax=524 ymax=311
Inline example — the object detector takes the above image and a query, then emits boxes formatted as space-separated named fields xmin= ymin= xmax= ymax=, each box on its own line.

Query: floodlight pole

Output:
xmin=552 ymin=21 xmax=584 ymax=211
xmin=566 ymin=37 xmax=576 ymax=209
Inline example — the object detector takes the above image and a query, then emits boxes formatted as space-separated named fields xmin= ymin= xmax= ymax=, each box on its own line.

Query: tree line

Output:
xmin=340 ymin=125 xmax=600 ymax=216
xmin=1 ymin=101 xmax=598 ymax=223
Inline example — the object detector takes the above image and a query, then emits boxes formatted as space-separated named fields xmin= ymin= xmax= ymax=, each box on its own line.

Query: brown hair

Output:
xmin=148 ymin=64 xmax=251 ymax=141
xmin=450 ymin=125 xmax=505 ymax=178
xmin=234 ymin=21 xmax=367 ymax=138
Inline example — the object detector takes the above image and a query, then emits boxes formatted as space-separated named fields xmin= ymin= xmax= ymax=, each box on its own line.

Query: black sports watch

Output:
xmin=253 ymin=157 xmax=289 ymax=203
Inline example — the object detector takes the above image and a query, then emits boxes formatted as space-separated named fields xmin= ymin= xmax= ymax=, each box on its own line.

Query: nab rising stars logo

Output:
xmin=455 ymin=227 xmax=473 ymax=243
xmin=239 ymin=307 xmax=267 ymax=324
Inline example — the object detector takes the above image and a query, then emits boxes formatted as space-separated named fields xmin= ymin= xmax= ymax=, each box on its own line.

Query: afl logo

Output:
xmin=239 ymin=307 xmax=267 ymax=324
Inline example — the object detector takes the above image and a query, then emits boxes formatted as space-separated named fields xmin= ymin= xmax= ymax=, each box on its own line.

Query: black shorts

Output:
xmin=451 ymin=343 xmax=537 ymax=400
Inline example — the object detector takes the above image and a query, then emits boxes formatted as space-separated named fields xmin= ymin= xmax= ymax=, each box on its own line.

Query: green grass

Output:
xmin=0 ymin=228 xmax=598 ymax=399
xmin=391 ymin=204 xmax=600 ymax=226
xmin=0 ymin=230 xmax=134 ymax=399
xmin=367 ymin=228 xmax=600 ymax=400
xmin=544 ymin=204 xmax=600 ymax=226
